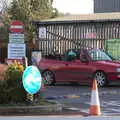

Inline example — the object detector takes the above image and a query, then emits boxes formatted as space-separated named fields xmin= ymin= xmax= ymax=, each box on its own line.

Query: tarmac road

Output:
xmin=0 ymin=116 xmax=120 ymax=120
xmin=44 ymin=83 xmax=120 ymax=116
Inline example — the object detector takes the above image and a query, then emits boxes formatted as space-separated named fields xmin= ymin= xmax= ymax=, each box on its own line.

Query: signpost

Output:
xmin=9 ymin=33 xmax=24 ymax=43
xmin=10 ymin=20 xmax=24 ymax=33
xmin=8 ymin=20 xmax=35 ymax=103
xmin=8 ymin=43 xmax=26 ymax=59
xmin=7 ymin=20 xmax=26 ymax=64
xmin=22 ymin=66 xmax=42 ymax=94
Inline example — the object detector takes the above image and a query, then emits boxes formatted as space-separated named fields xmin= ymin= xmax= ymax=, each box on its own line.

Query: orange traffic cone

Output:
xmin=89 ymin=79 xmax=101 ymax=115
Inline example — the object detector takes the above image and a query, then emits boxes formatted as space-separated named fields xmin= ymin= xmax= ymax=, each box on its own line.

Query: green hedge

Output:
xmin=0 ymin=62 xmax=26 ymax=104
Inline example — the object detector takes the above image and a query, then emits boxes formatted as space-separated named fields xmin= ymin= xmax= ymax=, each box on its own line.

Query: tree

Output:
xmin=0 ymin=0 xmax=10 ymax=42
xmin=6 ymin=0 xmax=59 ymax=42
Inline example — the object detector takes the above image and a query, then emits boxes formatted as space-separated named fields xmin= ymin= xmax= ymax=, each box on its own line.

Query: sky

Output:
xmin=53 ymin=0 xmax=94 ymax=14
xmin=0 ymin=0 xmax=94 ymax=14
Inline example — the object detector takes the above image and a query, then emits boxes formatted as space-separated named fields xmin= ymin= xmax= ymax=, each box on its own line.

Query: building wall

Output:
xmin=94 ymin=0 xmax=120 ymax=13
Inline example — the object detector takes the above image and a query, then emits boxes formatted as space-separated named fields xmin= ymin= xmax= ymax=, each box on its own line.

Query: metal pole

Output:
xmin=23 ymin=56 xmax=34 ymax=104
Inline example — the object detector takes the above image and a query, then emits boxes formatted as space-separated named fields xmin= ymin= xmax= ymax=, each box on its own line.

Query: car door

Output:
xmin=64 ymin=54 xmax=93 ymax=83
xmin=53 ymin=50 xmax=78 ymax=82
xmin=53 ymin=60 xmax=69 ymax=82
xmin=52 ymin=59 xmax=81 ymax=82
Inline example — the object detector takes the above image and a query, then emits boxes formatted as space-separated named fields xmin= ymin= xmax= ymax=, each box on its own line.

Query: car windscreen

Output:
xmin=88 ymin=49 xmax=112 ymax=61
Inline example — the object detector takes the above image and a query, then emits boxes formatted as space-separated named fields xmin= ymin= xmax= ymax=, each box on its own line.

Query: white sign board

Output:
xmin=9 ymin=38 xmax=24 ymax=43
xmin=9 ymin=33 xmax=24 ymax=39
xmin=9 ymin=33 xmax=24 ymax=43
xmin=8 ymin=43 xmax=26 ymax=59
xmin=39 ymin=27 xmax=46 ymax=38
xmin=31 ymin=51 xmax=41 ymax=65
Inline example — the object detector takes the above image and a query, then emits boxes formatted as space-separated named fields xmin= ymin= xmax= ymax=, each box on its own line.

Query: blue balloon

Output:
xmin=22 ymin=66 xmax=42 ymax=94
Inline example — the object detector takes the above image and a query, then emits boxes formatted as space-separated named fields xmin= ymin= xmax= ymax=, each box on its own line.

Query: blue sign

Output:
xmin=22 ymin=66 xmax=42 ymax=94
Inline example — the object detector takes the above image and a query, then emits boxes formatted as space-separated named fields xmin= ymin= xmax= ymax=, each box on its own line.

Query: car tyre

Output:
xmin=42 ymin=70 xmax=55 ymax=85
xmin=93 ymin=71 xmax=107 ymax=87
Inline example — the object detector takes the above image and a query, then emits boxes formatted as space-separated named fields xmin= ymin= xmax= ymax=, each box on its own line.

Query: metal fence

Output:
xmin=34 ymin=20 xmax=120 ymax=56
xmin=105 ymin=39 xmax=120 ymax=60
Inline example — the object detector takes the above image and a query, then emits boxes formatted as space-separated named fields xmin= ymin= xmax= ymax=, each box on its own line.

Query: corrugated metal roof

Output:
xmin=45 ymin=12 xmax=120 ymax=21
xmin=33 ymin=12 xmax=120 ymax=25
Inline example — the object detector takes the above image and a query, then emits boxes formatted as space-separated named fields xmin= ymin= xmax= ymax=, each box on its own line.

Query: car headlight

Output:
xmin=116 ymin=68 xmax=120 ymax=72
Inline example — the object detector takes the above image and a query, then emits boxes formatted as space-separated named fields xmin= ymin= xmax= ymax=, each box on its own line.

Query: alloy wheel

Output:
xmin=42 ymin=70 xmax=54 ymax=85
xmin=94 ymin=71 xmax=107 ymax=87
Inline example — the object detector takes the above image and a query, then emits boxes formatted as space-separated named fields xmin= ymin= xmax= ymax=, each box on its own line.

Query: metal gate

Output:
xmin=34 ymin=20 xmax=120 ymax=56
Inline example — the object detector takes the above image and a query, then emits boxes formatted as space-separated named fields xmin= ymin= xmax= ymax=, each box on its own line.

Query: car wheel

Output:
xmin=42 ymin=70 xmax=55 ymax=85
xmin=93 ymin=71 xmax=107 ymax=87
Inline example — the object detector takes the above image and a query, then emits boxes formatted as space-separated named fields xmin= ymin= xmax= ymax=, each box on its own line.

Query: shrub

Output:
xmin=0 ymin=64 xmax=8 ymax=81
xmin=0 ymin=61 xmax=26 ymax=104
xmin=5 ymin=61 xmax=24 ymax=86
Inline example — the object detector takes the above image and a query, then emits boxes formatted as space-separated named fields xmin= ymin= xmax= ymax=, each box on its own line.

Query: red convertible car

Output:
xmin=39 ymin=48 xmax=120 ymax=87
